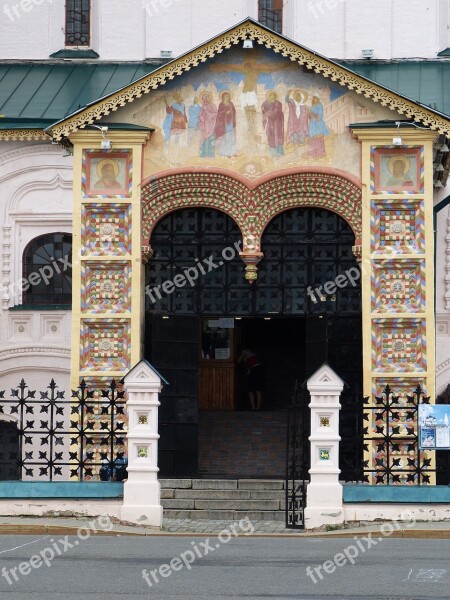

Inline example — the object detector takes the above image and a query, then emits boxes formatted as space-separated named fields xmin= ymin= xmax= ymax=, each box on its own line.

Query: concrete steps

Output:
xmin=160 ymin=479 xmax=289 ymax=521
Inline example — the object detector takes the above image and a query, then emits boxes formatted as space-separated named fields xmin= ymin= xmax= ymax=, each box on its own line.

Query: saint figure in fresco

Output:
xmin=214 ymin=91 xmax=237 ymax=157
xmin=286 ymin=89 xmax=310 ymax=146
xmin=308 ymin=96 xmax=329 ymax=159
xmin=188 ymin=96 xmax=202 ymax=145
xmin=386 ymin=156 xmax=414 ymax=187
xmin=210 ymin=55 xmax=291 ymax=139
xmin=198 ymin=92 xmax=218 ymax=157
xmin=94 ymin=160 xmax=122 ymax=190
xmin=261 ymin=91 xmax=284 ymax=156
xmin=162 ymin=92 xmax=188 ymax=142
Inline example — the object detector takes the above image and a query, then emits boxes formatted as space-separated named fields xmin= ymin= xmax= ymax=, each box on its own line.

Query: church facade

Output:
xmin=1 ymin=7 xmax=450 ymax=486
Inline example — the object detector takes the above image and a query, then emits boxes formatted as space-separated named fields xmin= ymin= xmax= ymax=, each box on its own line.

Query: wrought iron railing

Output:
xmin=362 ymin=384 xmax=435 ymax=485
xmin=285 ymin=381 xmax=310 ymax=529
xmin=0 ymin=379 xmax=127 ymax=482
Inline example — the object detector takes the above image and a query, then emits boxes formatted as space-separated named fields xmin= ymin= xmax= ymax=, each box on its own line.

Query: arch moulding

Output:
xmin=141 ymin=168 xmax=362 ymax=281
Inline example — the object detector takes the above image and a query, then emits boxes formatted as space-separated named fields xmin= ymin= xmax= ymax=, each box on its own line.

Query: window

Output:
xmin=65 ymin=0 xmax=91 ymax=46
xmin=258 ymin=0 xmax=283 ymax=34
xmin=22 ymin=233 xmax=72 ymax=306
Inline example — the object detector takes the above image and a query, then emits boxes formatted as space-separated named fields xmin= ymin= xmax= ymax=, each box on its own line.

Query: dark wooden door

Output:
xmin=146 ymin=314 xmax=199 ymax=477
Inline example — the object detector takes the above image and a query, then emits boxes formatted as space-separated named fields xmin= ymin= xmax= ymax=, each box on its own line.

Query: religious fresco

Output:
xmin=107 ymin=46 xmax=399 ymax=180
xmin=372 ymin=147 xmax=423 ymax=194
xmin=83 ymin=150 xmax=132 ymax=197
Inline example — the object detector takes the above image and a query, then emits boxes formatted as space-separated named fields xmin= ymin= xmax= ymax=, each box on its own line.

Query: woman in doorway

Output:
xmin=238 ymin=349 xmax=264 ymax=411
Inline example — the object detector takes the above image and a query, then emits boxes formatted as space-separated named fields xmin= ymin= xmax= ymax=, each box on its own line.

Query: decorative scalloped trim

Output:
xmin=49 ymin=21 xmax=450 ymax=141
xmin=0 ymin=130 xmax=49 ymax=142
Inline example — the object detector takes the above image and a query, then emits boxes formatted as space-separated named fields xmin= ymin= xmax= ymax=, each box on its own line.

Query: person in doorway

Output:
xmin=238 ymin=349 xmax=264 ymax=411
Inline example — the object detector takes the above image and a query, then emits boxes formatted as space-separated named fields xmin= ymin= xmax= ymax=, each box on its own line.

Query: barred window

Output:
xmin=22 ymin=233 xmax=72 ymax=306
xmin=65 ymin=0 xmax=91 ymax=46
xmin=258 ymin=0 xmax=283 ymax=34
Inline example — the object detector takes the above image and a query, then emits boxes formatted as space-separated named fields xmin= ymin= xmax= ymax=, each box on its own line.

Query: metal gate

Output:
xmin=285 ymin=381 xmax=310 ymax=529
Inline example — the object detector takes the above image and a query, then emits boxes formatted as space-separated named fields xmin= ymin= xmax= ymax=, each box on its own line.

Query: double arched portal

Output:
xmin=141 ymin=169 xmax=363 ymax=478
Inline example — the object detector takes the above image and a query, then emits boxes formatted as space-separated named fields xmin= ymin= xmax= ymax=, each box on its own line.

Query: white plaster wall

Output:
xmin=0 ymin=0 xmax=447 ymax=61
xmin=0 ymin=141 xmax=73 ymax=397
xmin=435 ymin=181 xmax=450 ymax=395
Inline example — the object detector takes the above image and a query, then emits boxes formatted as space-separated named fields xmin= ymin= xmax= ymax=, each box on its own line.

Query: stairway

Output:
xmin=160 ymin=479 xmax=286 ymax=521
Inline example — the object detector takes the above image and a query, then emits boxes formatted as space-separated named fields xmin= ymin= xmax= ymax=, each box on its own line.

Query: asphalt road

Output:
xmin=0 ymin=534 xmax=449 ymax=599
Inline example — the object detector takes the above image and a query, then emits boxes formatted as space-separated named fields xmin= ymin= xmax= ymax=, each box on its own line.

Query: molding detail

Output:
xmin=142 ymin=171 xmax=362 ymax=253
xmin=48 ymin=20 xmax=450 ymax=141
xmin=0 ymin=130 xmax=49 ymax=142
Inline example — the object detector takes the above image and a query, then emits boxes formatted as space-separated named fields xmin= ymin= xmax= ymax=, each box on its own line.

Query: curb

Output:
xmin=1 ymin=524 xmax=450 ymax=538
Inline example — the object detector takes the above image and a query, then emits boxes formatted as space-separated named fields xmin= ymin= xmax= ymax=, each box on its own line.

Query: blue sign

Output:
xmin=419 ymin=404 xmax=450 ymax=450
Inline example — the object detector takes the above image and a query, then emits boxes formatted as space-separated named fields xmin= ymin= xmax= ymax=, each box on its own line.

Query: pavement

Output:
xmin=1 ymin=535 xmax=450 ymax=599
xmin=1 ymin=515 xmax=450 ymax=537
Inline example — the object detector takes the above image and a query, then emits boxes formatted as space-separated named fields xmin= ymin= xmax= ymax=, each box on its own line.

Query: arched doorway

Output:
xmin=0 ymin=421 xmax=20 ymax=480
xmin=145 ymin=206 xmax=361 ymax=478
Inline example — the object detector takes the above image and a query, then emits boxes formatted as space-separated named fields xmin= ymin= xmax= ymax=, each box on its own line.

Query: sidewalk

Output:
xmin=0 ymin=516 xmax=450 ymax=537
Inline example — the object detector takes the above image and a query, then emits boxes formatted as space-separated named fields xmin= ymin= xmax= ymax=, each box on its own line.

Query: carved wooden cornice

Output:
xmin=0 ymin=130 xmax=49 ymax=142
xmin=48 ymin=20 xmax=450 ymax=142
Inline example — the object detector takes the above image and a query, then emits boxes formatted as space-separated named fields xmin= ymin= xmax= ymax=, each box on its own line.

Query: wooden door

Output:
xmin=199 ymin=318 xmax=236 ymax=410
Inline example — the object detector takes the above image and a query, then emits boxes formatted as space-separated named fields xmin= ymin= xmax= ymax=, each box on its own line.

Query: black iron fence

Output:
xmin=362 ymin=384 xmax=435 ymax=485
xmin=285 ymin=381 xmax=310 ymax=529
xmin=0 ymin=379 xmax=127 ymax=482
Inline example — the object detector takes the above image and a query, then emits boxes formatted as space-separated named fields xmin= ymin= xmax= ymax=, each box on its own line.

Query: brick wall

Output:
xmin=198 ymin=411 xmax=287 ymax=479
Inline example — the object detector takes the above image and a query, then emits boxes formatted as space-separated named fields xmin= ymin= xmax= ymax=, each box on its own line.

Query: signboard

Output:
xmin=419 ymin=404 xmax=450 ymax=450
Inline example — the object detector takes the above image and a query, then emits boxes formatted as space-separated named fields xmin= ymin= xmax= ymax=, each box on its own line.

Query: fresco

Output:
xmin=109 ymin=47 xmax=398 ymax=180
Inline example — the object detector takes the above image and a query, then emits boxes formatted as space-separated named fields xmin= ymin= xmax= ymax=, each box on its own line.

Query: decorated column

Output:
xmin=304 ymin=363 xmax=344 ymax=529
xmin=353 ymin=128 xmax=437 ymax=485
xmin=69 ymin=130 xmax=149 ymax=391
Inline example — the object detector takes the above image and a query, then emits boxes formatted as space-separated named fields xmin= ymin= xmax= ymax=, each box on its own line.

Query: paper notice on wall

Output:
xmin=218 ymin=318 xmax=234 ymax=329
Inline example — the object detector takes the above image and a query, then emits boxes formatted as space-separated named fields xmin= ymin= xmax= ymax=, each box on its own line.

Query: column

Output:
xmin=121 ymin=359 xmax=166 ymax=527
xmin=304 ymin=363 xmax=344 ymax=529
xmin=353 ymin=128 xmax=437 ymax=485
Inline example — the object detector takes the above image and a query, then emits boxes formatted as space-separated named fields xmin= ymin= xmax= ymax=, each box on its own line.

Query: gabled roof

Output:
xmin=47 ymin=18 xmax=450 ymax=141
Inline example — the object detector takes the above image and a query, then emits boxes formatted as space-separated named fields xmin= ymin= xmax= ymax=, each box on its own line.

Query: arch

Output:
xmin=141 ymin=170 xmax=251 ymax=243
xmin=22 ymin=232 xmax=73 ymax=306
xmin=141 ymin=168 xmax=362 ymax=250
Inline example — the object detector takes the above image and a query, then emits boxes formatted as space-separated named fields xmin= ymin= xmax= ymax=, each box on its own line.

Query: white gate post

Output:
xmin=304 ymin=363 xmax=345 ymax=530
xmin=120 ymin=359 xmax=167 ymax=527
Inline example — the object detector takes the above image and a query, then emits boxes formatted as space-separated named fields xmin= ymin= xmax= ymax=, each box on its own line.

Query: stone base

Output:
xmin=121 ymin=480 xmax=163 ymax=527
xmin=304 ymin=482 xmax=344 ymax=529
xmin=304 ymin=506 xmax=345 ymax=529
xmin=120 ymin=505 xmax=163 ymax=527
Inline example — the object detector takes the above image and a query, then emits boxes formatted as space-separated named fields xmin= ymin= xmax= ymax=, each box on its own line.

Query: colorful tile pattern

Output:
xmin=80 ymin=319 xmax=131 ymax=372
xmin=81 ymin=261 xmax=132 ymax=313
xmin=371 ymin=199 xmax=424 ymax=254
xmin=372 ymin=259 xmax=426 ymax=313
xmin=81 ymin=204 xmax=132 ymax=256
xmin=372 ymin=318 xmax=426 ymax=373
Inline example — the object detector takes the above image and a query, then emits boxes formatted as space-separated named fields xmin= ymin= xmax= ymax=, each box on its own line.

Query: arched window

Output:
xmin=22 ymin=233 xmax=72 ymax=306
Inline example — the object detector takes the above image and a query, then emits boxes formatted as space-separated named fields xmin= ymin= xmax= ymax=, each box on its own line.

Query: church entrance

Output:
xmin=145 ymin=206 xmax=361 ymax=478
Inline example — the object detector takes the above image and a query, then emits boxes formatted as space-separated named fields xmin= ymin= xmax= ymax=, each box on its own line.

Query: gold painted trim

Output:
xmin=49 ymin=21 xmax=450 ymax=141
xmin=0 ymin=129 xmax=49 ymax=141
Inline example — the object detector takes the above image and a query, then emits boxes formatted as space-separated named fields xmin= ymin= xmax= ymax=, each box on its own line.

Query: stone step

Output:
xmin=163 ymin=509 xmax=285 ymax=522
xmin=171 ymin=489 xmax=286 ymax=500
xmin=161 ymin=498 xmax=282 ymax=510
xmin=238 ymin=479 xmax=284 ymax=490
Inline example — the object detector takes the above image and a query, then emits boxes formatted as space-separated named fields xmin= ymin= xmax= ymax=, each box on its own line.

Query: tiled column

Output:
xmin=353 ymin=128 xmax=437 ymax=485
xmin=69 ymin=130 xmax=149 ymax=479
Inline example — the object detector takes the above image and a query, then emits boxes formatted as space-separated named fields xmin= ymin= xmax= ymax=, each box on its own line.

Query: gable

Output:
xmin=99 ymin=45 xmax=402 ymax=181
xmin=48 ymin=20 xmax=450 ymax=142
